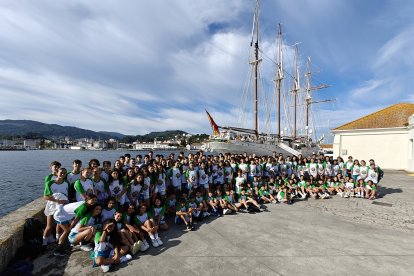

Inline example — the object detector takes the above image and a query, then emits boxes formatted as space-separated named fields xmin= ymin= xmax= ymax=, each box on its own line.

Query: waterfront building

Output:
xmin=332 ymin=103 xmax=414 ymax=172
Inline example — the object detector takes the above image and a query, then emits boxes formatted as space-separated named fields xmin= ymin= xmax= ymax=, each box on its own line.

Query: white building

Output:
xmin=133 ymin=139 xmax=178 ymax=150
xmin=23 ymin=139 xmax=40 ymax=149
xmin=332 ymin=103 xmax=414 ymax=172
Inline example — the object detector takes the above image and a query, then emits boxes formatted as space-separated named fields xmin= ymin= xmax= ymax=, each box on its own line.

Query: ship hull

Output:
xmin=208 ymin=140 xmax=319 ymax=157
xmin=209 ymin=140 xmax=289 ymax=156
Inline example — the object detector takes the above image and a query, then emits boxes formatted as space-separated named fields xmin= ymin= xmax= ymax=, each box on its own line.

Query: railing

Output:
xmin=277 ymin=142 xmax=301 ymax=156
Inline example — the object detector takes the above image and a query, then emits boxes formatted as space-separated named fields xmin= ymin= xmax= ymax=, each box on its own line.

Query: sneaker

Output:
xmin=140 ymin=241 xmax=149 ymax=252
xmin=203 ymin=212 xmax=210 ymax=217
xmin=338 ymin=192 xmax=343 ymax=197
xmin=120 ymin=254 xmax=132 ymax=263
xmin=139 ymin=243 xmax=149 ymax=252
xmin=53 ymin=246 xmax=67 ymax=256
xmin=101 ymin=265 xmax=111 ymax=273
xmin=344 ymin=193 xmax=350 ymax=198
xmin=151 ymin=238 xmax=159 ymax=248
xmin=186 ymin=225 xmax=192 ymax=231
xmin=79 ymin=244 xmax=93 ymax=252
xmin=190 ymin=224 xmax=195 ymax=230
xmin=132 ymin=241 xmax=142 ymax=254
xmin=156 ymin=237 xmax=163 ymax=246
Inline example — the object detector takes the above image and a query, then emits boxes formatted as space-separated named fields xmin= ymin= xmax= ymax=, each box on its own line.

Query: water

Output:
xmin=0 ymin=149 xmax=186 ymax=218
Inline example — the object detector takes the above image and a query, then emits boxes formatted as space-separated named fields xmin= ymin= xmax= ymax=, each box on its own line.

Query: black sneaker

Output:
xmin=190 ymin=223 xmax=195 ymax=231
xmin=53 ymin=246 xmax=67 ymax=256
xmin=186 ymin=225 xmax=191 ymax=231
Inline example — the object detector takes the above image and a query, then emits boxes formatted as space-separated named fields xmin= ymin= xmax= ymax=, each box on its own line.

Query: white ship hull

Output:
xmin=208 ymin=140 xmax=318 ymax=157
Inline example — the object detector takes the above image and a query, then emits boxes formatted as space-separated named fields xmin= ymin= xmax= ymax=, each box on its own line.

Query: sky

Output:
xmin=0 ymin=0 xmax=413 ymax=142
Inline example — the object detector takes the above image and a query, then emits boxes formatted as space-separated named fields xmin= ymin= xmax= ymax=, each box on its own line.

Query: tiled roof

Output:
xmin=321 ymin=144 xmax=333 ymax=149
xmin=333 ymin=103 xmax=414 ymax=131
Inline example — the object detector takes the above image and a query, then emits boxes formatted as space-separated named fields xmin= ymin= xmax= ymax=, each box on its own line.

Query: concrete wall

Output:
xmin=408 ymin=126 xmax=414 ymax=172
xmin=333 ymin=128 xmax=409 ymax=171
xmin=0 ymin=197 xmax=45 ymax=272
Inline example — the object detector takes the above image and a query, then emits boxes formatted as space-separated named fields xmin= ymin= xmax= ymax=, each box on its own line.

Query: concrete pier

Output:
xmin=2 ymin=170 xmax=414 ymax=275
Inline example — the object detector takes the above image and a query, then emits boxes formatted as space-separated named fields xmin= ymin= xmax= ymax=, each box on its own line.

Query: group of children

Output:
xmin=42 ymin=151 xmax=383 ymax=272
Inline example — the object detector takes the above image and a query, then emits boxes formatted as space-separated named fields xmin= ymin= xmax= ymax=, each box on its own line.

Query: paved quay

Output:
xmin=33 ymin=171 xmax=414 ymax=276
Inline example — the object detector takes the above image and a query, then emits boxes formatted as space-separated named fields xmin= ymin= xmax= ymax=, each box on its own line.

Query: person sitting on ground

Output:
xmin=93 ymin=219 xmax=132 ymax=273
xmin=68 ymin=204 xmax=102 ymax=252
xmin=135 ymin=204 xmax=163 ymax=248
xmin=175 ymin=198 xmax=195 ymax=231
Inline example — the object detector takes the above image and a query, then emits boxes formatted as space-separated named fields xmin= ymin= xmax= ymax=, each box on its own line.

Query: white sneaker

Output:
xmin=356 ymin=194 xmax=360 ymax=198
xmin=156 ymin=237 xmax=163 ymax=246
xmin=223 ymin=208 xmax=229 ymax=215
xmin=151 ymin=238 xmax=159 ymax=248
xmin=344 ymin=193 xmax=350 ymax=198
xmin=120 ymin=254 xmax=132 ymax=263
xmin=101 ymin=265 xmax=111 ymax=273
xmin=338 ymin=192 xmax=343 ymax=197
xmin=79 ymin=244 xmax=93 ymax=252
xmin=140 ymin=240 xmax=149 ymax=251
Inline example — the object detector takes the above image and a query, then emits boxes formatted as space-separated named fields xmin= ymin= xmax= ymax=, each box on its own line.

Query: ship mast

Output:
xmin=276 ymin=23 xmax=284 ymax=141
xmin=292 ymin=44 xmax=300 ymax=140
xmin=249 ymin=0 xmax=262 ymax=140
xmin=304 ymin=57 xmax=330 ymax=141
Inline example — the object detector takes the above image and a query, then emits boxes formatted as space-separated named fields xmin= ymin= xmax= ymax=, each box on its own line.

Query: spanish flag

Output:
xmin=205 ymin=110 xmax=220 ymax=136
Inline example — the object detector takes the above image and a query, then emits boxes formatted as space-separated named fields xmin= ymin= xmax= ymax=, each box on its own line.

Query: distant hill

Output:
xmin=0 ymin=120 xmax=125 ymax=140
xmin=0 ymin=120 xmax=189 ymax=142
xmin=120 ymin=130 xmax=188 ymax=143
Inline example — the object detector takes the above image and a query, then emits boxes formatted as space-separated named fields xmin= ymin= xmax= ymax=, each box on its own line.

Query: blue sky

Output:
xmin=0 ymin=0 xmax=413 ymax=141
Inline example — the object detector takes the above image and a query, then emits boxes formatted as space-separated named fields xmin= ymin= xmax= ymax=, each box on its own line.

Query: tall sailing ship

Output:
xmin=205 ymin=0 xmax=334 ymax=156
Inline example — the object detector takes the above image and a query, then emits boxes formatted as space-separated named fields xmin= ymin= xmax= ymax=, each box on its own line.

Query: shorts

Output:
xmin=55 ymin=220 xmax=70 ymax=225
xmin=68 ymin=232 xmax=77 ymax=244
xmin=93 ymin=248 xmax=114 ymax=267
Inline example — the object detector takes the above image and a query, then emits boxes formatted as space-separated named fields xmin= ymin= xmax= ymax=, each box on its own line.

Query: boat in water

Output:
xmin=205 ymin=0 xmax=333 ymax=156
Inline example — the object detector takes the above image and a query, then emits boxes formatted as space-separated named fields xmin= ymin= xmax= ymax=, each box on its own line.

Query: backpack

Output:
xmin=14 ymin=218 xmax=45 ymax=260
xmin=378 ymin=168 xmax=384 ymax=181
xmin=1 ymin=260 xmax=34 ymax=276
xmin=23 ymin=218 xmax=44 ymax=243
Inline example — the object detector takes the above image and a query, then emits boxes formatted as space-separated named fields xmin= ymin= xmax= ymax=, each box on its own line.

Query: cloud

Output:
xmin=0 ymin=0 xmax=414 ymax=140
